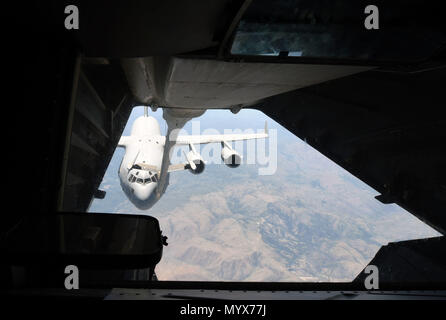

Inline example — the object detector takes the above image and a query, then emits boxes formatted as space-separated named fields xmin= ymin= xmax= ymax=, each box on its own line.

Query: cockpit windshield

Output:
xmin=128 ymin=171 xmax=158 ymax=185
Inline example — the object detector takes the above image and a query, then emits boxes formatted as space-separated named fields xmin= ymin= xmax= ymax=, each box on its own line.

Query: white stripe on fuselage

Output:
xmin=119 ymin=116 xmax=166 ymax=210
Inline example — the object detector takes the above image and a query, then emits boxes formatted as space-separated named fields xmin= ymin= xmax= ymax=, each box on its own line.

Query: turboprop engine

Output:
xmin=221 ymin=141 xmax=242 ymax=168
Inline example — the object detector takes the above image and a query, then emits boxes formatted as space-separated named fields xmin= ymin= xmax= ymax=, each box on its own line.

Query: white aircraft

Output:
xmin=117 ymin=107 xmax=268 ymax=210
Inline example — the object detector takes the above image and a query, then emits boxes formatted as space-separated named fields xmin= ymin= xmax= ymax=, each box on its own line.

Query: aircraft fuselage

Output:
xmin=118 ymin=116 xmax=168 ymax=210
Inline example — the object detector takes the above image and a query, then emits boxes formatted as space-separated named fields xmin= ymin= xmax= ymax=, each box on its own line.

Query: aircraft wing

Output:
xmin=130 ymin=163 xmax=186 ymax=174
xmin=129 ymin=123 xmax=268 ymax=174
xmin=174 ymin=121 xmax=268 ymax=145
xmin=167 ymin=163 xmax=187 ymax=173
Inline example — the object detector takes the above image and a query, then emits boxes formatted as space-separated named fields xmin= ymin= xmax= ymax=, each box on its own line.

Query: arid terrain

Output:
xmin=89 ymin=109 xmax=439 ymax=281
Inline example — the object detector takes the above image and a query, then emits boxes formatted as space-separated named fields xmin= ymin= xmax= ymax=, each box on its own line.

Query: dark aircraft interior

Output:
xmin=1 ymin=0 xmax=445 ymax=301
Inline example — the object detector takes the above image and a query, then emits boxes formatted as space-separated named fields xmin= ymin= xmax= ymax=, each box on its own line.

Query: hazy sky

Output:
xmin=123 ymin=106 xmax=280 ymax=138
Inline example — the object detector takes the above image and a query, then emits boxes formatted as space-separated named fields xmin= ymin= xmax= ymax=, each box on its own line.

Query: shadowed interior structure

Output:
xmin=1 ymin=0 xmax=445 ymax=298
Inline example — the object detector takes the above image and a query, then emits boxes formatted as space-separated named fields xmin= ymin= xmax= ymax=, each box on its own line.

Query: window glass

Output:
xmin=230 ymin=0 xmax=446 ymax=62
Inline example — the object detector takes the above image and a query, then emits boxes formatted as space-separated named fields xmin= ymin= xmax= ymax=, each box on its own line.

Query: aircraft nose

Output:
xmin=134 ymin=183 xmax=157 ymax=201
